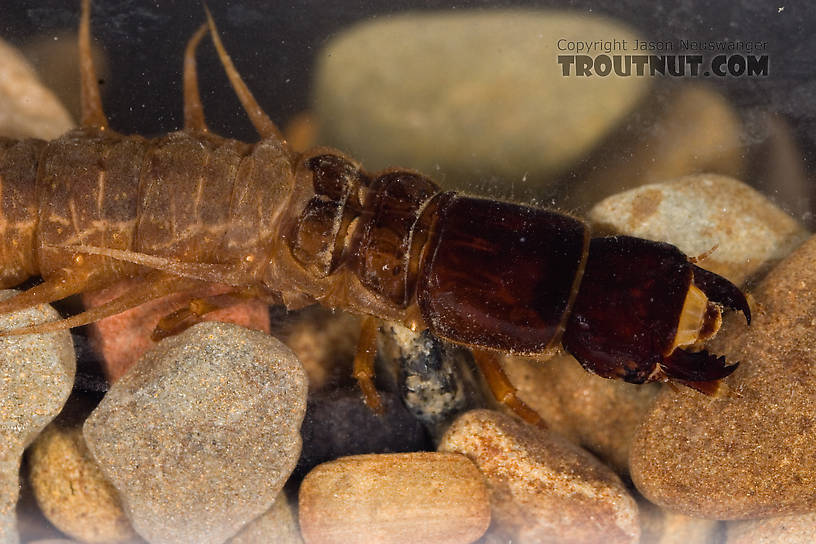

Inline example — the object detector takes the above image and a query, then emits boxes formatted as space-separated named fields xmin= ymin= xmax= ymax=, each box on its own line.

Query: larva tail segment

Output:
xmin=0 ymin=272 xmax=198 ymax=337
xmin=79 ymin=0 xmax=108 ymax=130
xmin=183 ymin=24 xmax=210 ymax=133
xmin=203 ymin=6 xmax=287 ymax=144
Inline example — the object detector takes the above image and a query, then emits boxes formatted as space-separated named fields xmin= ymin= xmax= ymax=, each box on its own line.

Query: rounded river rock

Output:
xmin=631 ymin=234 xmax=816 ymax=519
xmin=83 ymin=322 xmax=307 ymax=544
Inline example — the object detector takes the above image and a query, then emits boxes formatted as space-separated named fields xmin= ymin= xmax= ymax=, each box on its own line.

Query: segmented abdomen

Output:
xmin=0 ymin=128 xmax=294 ymax=289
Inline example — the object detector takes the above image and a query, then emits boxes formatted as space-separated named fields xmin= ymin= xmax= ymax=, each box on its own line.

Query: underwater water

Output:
xmin=1 ymin=1 xmax=815 ymax=543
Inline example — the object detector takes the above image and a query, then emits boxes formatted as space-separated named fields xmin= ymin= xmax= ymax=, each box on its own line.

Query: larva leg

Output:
xmin=203 ymin=7 xmax=287 ymax=142
xmin=151 ymin=292 xmax=241 ymax=341
xmin=183 ymin=24 xmax=209 ymax=132
xmin=471 ymin=349 xmax=546 ymax=428
xmin=0 ymin=268 xmax=110 ymax=318
xmin=0 ymin=272 xmax=199 ymax=337
xmin=79 ymin=0 xmax=108 ymax=130
xmin=352 ymin=316 xmax=385 ymax=414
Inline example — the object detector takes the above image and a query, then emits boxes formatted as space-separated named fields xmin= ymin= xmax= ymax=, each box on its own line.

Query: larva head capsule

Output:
xmin=561 ymin=236 xmax=751 ymax=395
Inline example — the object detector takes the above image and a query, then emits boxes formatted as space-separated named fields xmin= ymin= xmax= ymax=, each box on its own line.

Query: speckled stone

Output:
xmin=0 ymin=290 xmax=76 ymax=544
xmin=631 ymin=234 xmax=816 ymax=519
xmin=502 ymin=354 xmax=659 ymax=476
xmin=299 ymin=452 xmax=490 ymax=544
xmin=28 ymin=423 xmax=135 ymax=543
xmin=589 ymin=173 xmax=809 ymax=286
xmin=295 ymin=387 xmax=430 ymax=479
xmin=726 ymin=513 xmax=816 ymax=544
xmin=439 ymin=409 xmax=639 ymax=544
xmin=84 ymin=280 xmax=271 ymax=383
xmin=0 ymin=38 xmax=73 ymax=139
xmin=228 ymin=493 xmax=302 ymax=544
xmin=83 ymin=322 xmax=307 ymax=544
xmin=314 ymin=10 xmax=648 ymax=192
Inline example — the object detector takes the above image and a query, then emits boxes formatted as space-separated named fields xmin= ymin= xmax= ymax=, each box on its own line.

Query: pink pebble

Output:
xmin=83 ymin=280 xmax=271 ymax=383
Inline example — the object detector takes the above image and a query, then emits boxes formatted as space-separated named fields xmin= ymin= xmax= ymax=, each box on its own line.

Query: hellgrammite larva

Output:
xmin=0 ymin=0 xmax=750 ymax=425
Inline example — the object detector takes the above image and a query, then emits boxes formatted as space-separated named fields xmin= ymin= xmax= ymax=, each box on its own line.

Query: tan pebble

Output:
xmin=631 ymin=234 xmax=816 ymax=518
xmin=298 ymin=452 xmax=490 ymax=544
xmin=83 ymin=322 xmax=306 ymax=544
xmin=229 ymin=493 xmax=303 ymax=544
xmin=502 ymin=354 xmax=659 ymax=475
xmin=589 ymin=173 xmax=809 ymax=285
xmin=21 ymin=30 xmax=107 ymax=125
xmin=439 ymin=409 xmax=639 ymax=544
xmin=569 ymin=84 xmax=743 ymax=209
xmin=27 ymin=540 xmax=82 ymax=544
xmin=315 ymin=11 xmax=648 ymax=193
xmin=0 ymin=38 xmax=74 ymax=139
xmin=28 ymin=424 xmax=136 ymax=544
xmin=638 ymin=499 xmax=720 ymax=544
xmin=726 ymin=513 xmax=816 ymax=544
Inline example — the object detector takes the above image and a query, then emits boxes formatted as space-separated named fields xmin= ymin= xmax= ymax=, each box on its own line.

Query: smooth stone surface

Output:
xmin=0 ymin=290 xmax=76 ymax=544
xmin=568 ymin=84 xmax=743 ymax=210
xmin=314 ymin=10 xmax=648 ymax=191
xmin=29 ymin=423 xmax=135 ymax=543
xmin=299 ymin=452 xmax=490 ymax=544
xmin=84 ymin=322 xmax=307 ymax=544
xmin=439 ymin=409 xmax=639 ymax=544
xmin=589 ymin=173 xmax=809 ymax=286
xmin=295 ymin=387 xmax=430 ymax=479
xmin=638 ymin=500 xmax=720 ymax=544
xmin=228 ymin=493 xmax=303 ymax=544
xmin=631 ymin=234 xmax=816 ymax=519
xmin=502 ymin=354 xmax=659 ymax=475
xmin=726 ymin=513 xmax=816 ymax=544
xmin=0 ymin=38 xmax=73 ymax=139
xmin=84 ymin=281 xmax=271 ymax=383
xmin=21 ymin=30 xmax=107 ymax=125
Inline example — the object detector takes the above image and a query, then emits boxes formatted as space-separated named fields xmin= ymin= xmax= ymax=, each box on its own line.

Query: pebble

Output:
xmin=589 ymin=173 xmax=809 ymax=286
xmin=313 ymin=10 xmax=648 ymax=193
xmin=298 ymin=452 xmax=490 ymax=544
xmin=271 ymin=306 xmax=360 ymax=393
xmin=0 ymin=290 xmax=76 ymax=544
xmin=83 ymin=281 xmax=271 ymax=383
xmin=0 ymin=38 xmax=74 ymax=139
xmin=501 ymin=354 xmax=659 ymax=475
xmin=21 ymin=30 xmax=107 ymax=126
xmin=296 ymin=387 xmax=429 ymax=479
xmin=28 ymin=422 xmax=135 ymax=543
xmin=379 ymin=324 xmax=484 ymax=439
xmin=83 ymin=322 xmax=307 ymax=544
xmin=726 ymin=513 xmax=816 ymax=544
xmin=228 ymin=493 xmax=303 ymax=544
xmin=638 ymin=499 xmax=720 ymax=544
xmin=439 ymin=409 xmax=639 ymax=544
xmin=630 ymin=234 xmax=816 ymax=519
xmin=567 ymin=84 xmax=743 ymax=210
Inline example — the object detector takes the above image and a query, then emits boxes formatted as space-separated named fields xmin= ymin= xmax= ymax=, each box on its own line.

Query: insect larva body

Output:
xmin=0 ymin=1 xmax=750 ymax=423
